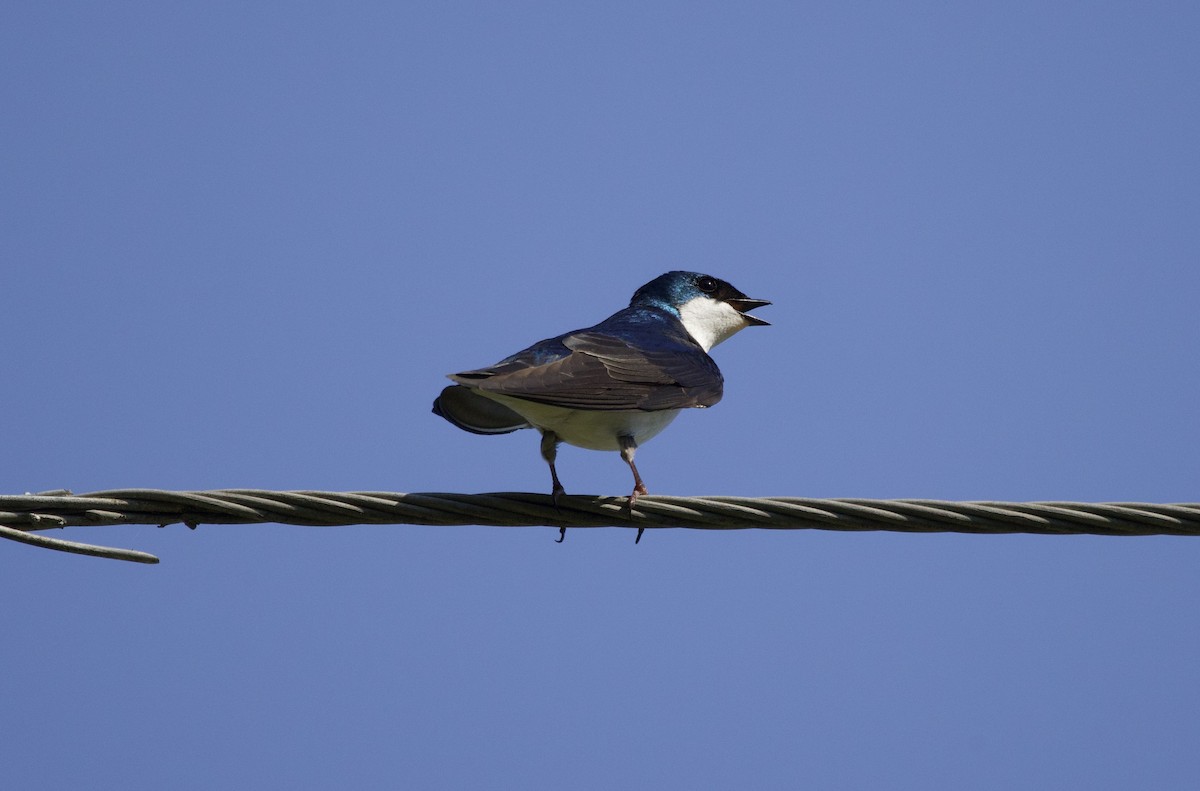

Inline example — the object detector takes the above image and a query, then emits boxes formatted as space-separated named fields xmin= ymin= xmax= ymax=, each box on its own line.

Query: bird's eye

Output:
xmin=697 ymin=276 xmax=718 ymax=293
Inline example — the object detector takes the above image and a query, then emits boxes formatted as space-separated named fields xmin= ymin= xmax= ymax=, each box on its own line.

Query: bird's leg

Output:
xmin=540 ymin=430 xmax=566 ymax=502
xmin=540 ymin=430 xmax=567 ymax=543
xmin=618 ymin=434 xmax=648 ymax=501
xmin=618 ymin=435 xmax=648 ymax=542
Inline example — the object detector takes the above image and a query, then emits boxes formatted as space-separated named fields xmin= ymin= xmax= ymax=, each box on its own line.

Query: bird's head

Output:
xmin=632 ymin=271 xmax=771 ymax=351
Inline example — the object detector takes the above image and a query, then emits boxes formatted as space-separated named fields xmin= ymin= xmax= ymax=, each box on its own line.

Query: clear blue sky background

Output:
xmin=4 ymin=2 xmax=1199 ymax=788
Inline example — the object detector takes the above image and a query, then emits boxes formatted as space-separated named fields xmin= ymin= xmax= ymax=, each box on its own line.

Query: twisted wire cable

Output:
xmin=2 ymin=489 xmax=1198 ymax=564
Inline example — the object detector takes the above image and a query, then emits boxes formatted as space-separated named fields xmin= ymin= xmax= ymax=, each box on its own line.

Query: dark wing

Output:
xmin=448 ymin=330 xmax=723 ymax=412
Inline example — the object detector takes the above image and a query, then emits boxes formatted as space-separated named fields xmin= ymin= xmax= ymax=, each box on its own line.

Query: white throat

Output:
xmin=676 ymin=296 xmax=748 ymax=352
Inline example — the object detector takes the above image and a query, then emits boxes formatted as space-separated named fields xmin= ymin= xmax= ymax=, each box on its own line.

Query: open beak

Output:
xmin=727 ymin=297 xmax=771 ymax=326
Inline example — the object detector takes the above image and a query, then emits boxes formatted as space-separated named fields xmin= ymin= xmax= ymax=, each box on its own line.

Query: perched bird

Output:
xmin=432 ymin=270 xmax=770 ymax=541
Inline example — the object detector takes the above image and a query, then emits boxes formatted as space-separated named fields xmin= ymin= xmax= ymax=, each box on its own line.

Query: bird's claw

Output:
xmin=551 ymin=485 xmax=567 ymax=543
xmin=629 ymin=483 xmax=648 ymax=542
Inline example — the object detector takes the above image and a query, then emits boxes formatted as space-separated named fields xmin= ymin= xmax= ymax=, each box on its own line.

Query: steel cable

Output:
xmin=2 ymin=489 xmax=1198 ymax=563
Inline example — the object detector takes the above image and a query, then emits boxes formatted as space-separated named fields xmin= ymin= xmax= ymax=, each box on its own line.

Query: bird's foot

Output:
xmin=552 ymin=485 xmax=567 ymax=543
xmin=629 ymin=483 xmax=648 ymax=542
xmin=627 ymin=483 xmax=647 ymax=511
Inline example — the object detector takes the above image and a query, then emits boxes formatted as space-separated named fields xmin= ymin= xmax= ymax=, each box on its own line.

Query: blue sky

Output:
xmin=3 ymin=2 xmax=1199 ymax=788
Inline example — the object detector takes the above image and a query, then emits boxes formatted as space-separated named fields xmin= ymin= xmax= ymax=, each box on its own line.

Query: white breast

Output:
xmin=480 ymin=393 xmax=681 ymax=451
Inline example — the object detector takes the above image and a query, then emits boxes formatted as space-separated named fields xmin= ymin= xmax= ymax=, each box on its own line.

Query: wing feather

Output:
xmin=448 ymin=330 xmax=722 ymax=411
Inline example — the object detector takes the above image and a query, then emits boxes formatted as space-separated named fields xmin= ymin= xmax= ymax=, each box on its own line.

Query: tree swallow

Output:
xmin=432 ymin=271 xmax=770 ymax=541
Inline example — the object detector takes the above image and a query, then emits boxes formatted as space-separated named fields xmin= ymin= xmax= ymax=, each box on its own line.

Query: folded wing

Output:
xmin=448 ymin=330 xmax=723 ymax=412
